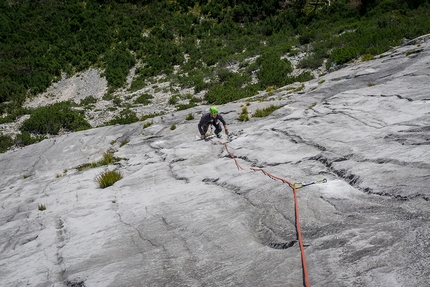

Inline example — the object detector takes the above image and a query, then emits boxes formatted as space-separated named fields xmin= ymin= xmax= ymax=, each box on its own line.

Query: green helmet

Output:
xmin=210 ymin=106 xmax=218 ymax=114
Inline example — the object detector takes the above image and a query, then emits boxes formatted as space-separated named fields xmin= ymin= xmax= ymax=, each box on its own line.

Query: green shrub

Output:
xmin=297 ymin=53 xmax=325 ymax=70
xmin=253 ymin=105 xmax=280 ymax=117
xmin=168 ymin=95 xmax=179 ymax=105
xmin=109 ymin=109 xmax=139 ymax=125
xmin=96 ymin=170 xmax=123 ymax=188
xmin=288 ymin=49 xmax=300 ymax=57
xmin=186 ymin=113 xmax=194 ymax=120
xmin=257 ymin=52 xmax=293 ymax=88
xmin=113 ymin=96 xmax=122 ymax=106
xmin=38 ymin=204 xmax=46 ymax=211
xmin=204 ymin=83 xmax=259 ymax=105
xmin=141 ymin=112 xmax=164 ymax=121
xmin=134 ymin=93 xmax=154 ymax=105
xmin=177 ymin=103 xmax=198 ymax=110
xmin=0 ymin=134 xmax=14 ymax=153
xmin=361 ymin=54 xmax=375 ymax=61
xmin=298 ymin=31 xmax=315 ymax=45
xmin=238 ymin=107 xmax=250 ymax=121
xmin=79 ymin=96 xmax=98 ymax=106
xmin=129 ymin=76 xmax=147 ymax=92
xmin=19 ymin=102 xmax=91 ymax=135
xmin=330 ymin=46 xmax=361 ymax=65
xmin=15 ymin=131 xmax=46 ymax=147
xmin=292 ymin=71 xmax=314 ymax=83
xmin=0 ymin=105 xmax=31 ymax=124
xmin=170 ymin=124 xmax=177 ymax=130
xmin=104 ymin=44 xmax=136 ymax=91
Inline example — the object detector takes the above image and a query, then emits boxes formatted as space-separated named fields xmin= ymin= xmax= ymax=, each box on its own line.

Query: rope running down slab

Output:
xmin=218 ymin=140 xmax=311 ymax=287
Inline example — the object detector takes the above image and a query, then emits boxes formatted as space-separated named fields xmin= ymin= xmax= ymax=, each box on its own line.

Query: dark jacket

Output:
xmin=198 ymin=113 xmax=226 ymax=135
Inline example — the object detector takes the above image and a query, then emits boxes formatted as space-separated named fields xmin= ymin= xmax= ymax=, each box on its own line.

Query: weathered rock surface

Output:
xmin=1 ymin=35 xmax=429 ymax=287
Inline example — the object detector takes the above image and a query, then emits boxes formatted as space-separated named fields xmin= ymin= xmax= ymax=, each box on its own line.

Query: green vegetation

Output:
xmin=133 ymin=93 xmax=154 ymax=105
xmin=143 ymin=121 xmax=153 ymax=129
xmin=108 ymin=108 xmax=139 ymax=125
xmin=0 ymin=0 xmax=429 ymax=145
xmin=308 ymin=102 xmax=317 ymax=109
xmin=96 ymin=169 xmax=123 ymax=188
xmin=15 ymin=131 xmax=46 ymax=147
xmin=186 ymin=113 xmax=194 ymax=120
xmin=405 ymin=49 xmax=424 ymax=56
xmin=2 ymin=0 xmax=428 ymax=104
xmin=38 ymin=204 xmax=47 ymax=211
xmin=20 ymin=102 xmax=91 ymax=135
xmin=77 ymin=151 xmax=121 ymax=171
xmin=253 ymin=105 xmax=280 ymax=117
xmin=238 ymin=107 xmax=250 ymax=122
xmin=141 ymin=112 xmax=164 ymax=121
xmin=0 ymin=134 xmax=14 ymax=153
xmin=171 ymin=124 xmax=177 ymax=130
xmin=79 ymin=96 xmax=98 ymax=109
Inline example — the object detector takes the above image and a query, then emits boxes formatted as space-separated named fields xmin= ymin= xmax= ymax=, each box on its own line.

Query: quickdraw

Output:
xmin=294 ymin=178 xmax=327 ymax=189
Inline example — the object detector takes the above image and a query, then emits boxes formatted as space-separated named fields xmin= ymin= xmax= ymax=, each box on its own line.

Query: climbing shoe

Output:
xmin=216 ymin=133 xmax=222 ymax=138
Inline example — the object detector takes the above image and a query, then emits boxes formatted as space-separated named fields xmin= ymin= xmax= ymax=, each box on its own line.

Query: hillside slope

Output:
xmin=0 ymin=35 xmax=429 ymax=287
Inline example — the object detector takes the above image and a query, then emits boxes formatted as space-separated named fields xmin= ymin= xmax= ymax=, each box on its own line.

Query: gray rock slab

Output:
xmin=1 ymin=35 xmax=429 ymax=287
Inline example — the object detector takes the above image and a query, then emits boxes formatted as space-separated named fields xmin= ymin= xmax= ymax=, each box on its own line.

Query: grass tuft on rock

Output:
xmin=96 ymin=170 xmax=123 ymax=188
xmin=77 ymin=151 xmax=120 ymax=171
xmin=253 ymin=105 xmax=280 ymax=117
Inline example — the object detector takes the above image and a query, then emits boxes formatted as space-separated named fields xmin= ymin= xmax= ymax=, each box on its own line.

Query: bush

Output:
xmin=238 ymin=107 xmax=250 ymax=121
xmin=330 ymin=46 xmax=361 ymax=65
xmin=291 ymin=71 xmax=314 ymax=83
xmin=0 ymin=105 xmax=31 ymax=124
xmin=186 ymin=113 xmax=194 ymax=120
xmin=129 ymin=76 xmax=147 ymax=92
xmin=79 ymin=96 xmax=98 ymax=106
xmin=177 ymin=103 xmax=198 ymax=110
xmin=204 ymin=84 xmax=258 ymax=105
xmin=15 ymin=131 xmax=46 ymax=147
xmin=96 ymin=170 xmax=123 ymax=188
xmin=297 ymin=53 xmax=325 ymax=69
xmin=0 ymin=134 xmax=14 ymax=153
xmin=113 ymin=96 xmax=122 ymax=106
xmin=109 ymin=109 xmax=139 ymax=125
xmin=19 ymin=102 xmax=91 ymax=135
xmin=104 ymin=44 xmax=136 ymax=91
xmin=257 ymin=52 xmax=293 ymax=88
xmin=168 ymin=95 xmax=179 ymax=105
xmin=133 ymin=93 xmax=154 ymax=105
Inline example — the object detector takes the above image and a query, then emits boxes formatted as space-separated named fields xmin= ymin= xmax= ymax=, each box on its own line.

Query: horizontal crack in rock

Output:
xmin=268 ymin=241 xmax=296 ymax=249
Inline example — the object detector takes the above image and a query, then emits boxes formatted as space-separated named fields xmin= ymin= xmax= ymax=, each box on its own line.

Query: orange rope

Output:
xmin=219 ymin=141 xmax=244 ymax=170
xmin=250 ymin=167 xmax=310 ymax=287
xmin=215 ymin=141 xmax=311 ymax=286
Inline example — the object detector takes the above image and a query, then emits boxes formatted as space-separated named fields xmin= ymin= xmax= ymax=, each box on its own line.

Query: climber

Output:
xmin=198 ymin=106 xmax=229 ymax=139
